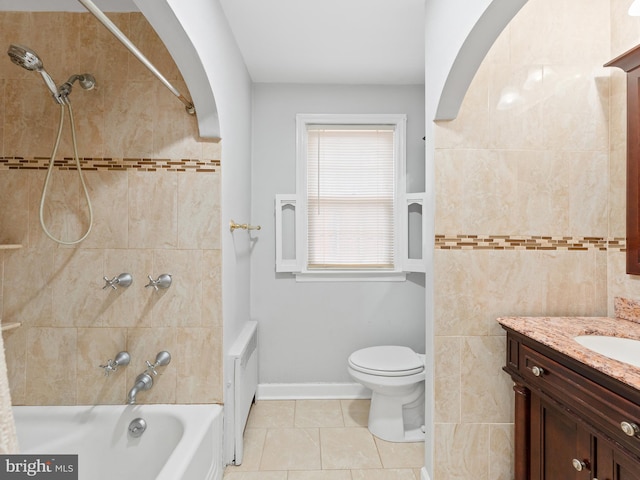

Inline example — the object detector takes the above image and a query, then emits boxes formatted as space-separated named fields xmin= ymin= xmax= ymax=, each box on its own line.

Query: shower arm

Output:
xmin=76 ymin=0 xmax=196 ymax=116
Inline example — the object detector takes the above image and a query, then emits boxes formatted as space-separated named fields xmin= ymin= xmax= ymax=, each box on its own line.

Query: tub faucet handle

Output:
xmin=99 ymin=351 xmax=131 ymax=376
xmin=145 ymin=350 xmax=171 ymax=376
xmin=145 ymin=274 xmax=172 ymax=291
xmin=103 ymin=273 xmax=133 ymax=290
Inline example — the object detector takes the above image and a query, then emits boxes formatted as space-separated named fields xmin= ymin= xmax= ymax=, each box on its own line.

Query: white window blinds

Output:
xmin=306 ymin=125 xmax=396 ymax=269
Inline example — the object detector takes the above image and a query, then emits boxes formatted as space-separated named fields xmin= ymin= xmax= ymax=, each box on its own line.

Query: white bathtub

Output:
xmin=12 ymin=404 xmax=223 ymax=480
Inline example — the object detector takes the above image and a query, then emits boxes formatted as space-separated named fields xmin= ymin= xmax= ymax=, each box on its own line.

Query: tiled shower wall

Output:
xmin=0 ymin=12 xmax=223 ymax=406
xmin=433 ymin=0 xmax=612 ymax=478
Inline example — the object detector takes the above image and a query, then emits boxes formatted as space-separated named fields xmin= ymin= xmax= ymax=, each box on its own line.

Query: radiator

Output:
xmin=228 ymin=321 xmax=258 ymax=465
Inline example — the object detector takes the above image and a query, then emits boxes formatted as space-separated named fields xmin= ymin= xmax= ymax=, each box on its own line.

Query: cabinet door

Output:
xmin=596 ymin=439 xmax=640 ymax=480
xmin=530 ymin=394 xmax=592 ymax=480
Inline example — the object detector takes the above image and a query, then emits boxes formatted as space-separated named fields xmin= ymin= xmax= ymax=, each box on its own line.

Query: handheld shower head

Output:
xmin=7 ymin=44 xmax=63 ymax=103
xmin=7 ymin=44 xmax=43 ymax=71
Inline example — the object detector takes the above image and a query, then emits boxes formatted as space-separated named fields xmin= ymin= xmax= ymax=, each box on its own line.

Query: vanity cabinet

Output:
xmin=503 ymin=328 xmax=640 ymax=480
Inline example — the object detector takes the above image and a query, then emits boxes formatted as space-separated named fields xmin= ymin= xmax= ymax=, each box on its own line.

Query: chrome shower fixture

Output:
xmin=7 ymin=44 xmax=97 ymax=104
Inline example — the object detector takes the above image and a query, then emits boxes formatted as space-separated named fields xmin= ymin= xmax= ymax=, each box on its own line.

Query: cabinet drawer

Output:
xmin=521 ymin=344 xmax=640 ymax=458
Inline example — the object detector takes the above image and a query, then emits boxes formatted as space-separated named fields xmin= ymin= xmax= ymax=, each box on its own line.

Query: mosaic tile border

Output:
xmin=0 ymin=157 xmax=220 ymax=173
xmin=435 ymin=234 xmax=626 ymax=251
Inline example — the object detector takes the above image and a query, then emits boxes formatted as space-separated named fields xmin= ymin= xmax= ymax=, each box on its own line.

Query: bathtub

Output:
xmin=12 ymin=404 xmax=223 ymax=480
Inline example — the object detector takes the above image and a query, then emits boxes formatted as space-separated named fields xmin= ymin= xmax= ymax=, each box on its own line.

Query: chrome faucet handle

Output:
xmin=144 ymin=274 xmax=172 ymax=291
xmin=99 ymin=351 xmax=131 ymax=376
xmin=103 ymin=273 xmax=133 ymax=290
xmin=145 ymin=350 xmax=171 ymax=376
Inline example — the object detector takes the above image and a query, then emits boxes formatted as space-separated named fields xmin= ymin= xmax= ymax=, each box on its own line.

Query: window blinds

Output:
xmin=306 ymin=126 xmax=395 ymax=268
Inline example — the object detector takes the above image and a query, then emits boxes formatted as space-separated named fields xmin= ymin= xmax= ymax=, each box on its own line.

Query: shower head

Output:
xmin=7 ymin=44 xmax=63 ymax=103
xmin=7 ymin=44 xmax=43 ymax=71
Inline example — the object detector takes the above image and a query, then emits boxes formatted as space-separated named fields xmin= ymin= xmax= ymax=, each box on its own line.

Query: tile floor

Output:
xmin=223 ymin=399 xmax=424 ymax=480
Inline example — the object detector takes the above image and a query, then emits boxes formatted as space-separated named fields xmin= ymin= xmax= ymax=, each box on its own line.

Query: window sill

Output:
xmin=293 ymin=271 xmax=407 ymax=282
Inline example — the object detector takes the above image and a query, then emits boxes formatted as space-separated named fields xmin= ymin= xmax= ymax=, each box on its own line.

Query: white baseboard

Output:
xmin=256 ymin=382 xmax=371 ymax=400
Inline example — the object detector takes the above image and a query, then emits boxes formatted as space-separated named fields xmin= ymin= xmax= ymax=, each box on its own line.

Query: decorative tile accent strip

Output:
xmin=0 ymin=157 xmax=220 ymax=172
xmin=435 ymin=234 xmax=626 ymax=252
xmin=614 ymin=297 xmax=640 ymax=324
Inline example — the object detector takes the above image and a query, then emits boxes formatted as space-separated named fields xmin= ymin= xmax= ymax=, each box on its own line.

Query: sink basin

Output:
xmin=574 ymin=335 xmax=640 ymax=368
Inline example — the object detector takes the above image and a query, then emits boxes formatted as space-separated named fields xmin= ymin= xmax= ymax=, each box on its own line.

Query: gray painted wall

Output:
xmin=251 ymin=83 xmax=426 ymax=385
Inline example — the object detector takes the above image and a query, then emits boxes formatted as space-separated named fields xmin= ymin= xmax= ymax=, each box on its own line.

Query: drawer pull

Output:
xmin=531 ymin=366 xmax=544 ymax=377
xmin=571 ymin=459 xmax=587 ymax=471
xmin=621 ymin=421 xmax=640 ymax=437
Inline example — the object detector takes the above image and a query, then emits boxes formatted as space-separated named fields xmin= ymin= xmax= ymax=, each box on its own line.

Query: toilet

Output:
xmin=348 ymin=345 xmax=426 ymax=443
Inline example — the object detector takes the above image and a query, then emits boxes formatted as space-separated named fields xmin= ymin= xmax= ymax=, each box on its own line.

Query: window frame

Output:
xmin=295 ymin=113 xmax=408 ymax=281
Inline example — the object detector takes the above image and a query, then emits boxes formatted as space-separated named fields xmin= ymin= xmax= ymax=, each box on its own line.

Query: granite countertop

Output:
xmin=497 ymin=315 xmax=640 ymax=391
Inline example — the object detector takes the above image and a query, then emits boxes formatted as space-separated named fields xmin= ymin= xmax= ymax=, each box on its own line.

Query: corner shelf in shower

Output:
xmin=0 ymin=245 xmax=23 ymax=332
xmin=1 ymin=322 xmax=21 ymax=333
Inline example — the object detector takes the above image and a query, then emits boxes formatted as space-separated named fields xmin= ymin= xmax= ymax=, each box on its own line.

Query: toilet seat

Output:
xmin=348 ymin=346 xmax=424 ymax=377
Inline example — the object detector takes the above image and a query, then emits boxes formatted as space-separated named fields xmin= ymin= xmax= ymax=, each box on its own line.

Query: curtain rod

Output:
xmin=76 ymin=0 xmax=196 ymax=115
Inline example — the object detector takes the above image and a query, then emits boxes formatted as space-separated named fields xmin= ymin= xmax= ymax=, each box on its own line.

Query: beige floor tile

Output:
xmin=341 ymin=399 xmax=370 ymax=427
xmin=223 ymin=471 xmax=287 ymax=480
xmin=374 ymin=437 xmax=424 ymax=469
xmin=320 ymin=427 xmax=382 ymax=469
xmin=351 ymin=469 xmax=418 ymax=479
xmin=246 ymin=400 xmax=295 ymax=428
xmin=288 ymin=470 xmax=352 ymax=480
xmin=260 ymin=428 xmax=321 ymax=471
xmin=295 ymin=399 xmax=345 ymax=428
xmin=231 ymin=428 xmax=266 ymax=471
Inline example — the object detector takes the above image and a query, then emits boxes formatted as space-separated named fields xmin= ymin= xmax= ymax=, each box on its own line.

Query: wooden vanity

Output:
xmin=500 ymin=316 xmax=640 ymax=480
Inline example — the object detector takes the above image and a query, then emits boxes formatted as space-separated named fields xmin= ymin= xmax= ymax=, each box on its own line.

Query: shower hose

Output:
xmin=40 ymin=102 xmax=93 ymax=245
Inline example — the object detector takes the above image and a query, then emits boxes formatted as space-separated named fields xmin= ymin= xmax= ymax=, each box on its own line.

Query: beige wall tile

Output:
xmin=460 ymin=336 xmax=513 ymax=424
xmin=3 ymin=248 xmax=53 ymax=327
xmin=79 ymin=171 xmax=129 ymax=249
xmin=516 ymin=151 xmax=570 ymax=236
xmin=2 ymin=327 xmax=26 ymax=405
xmin=488 ymin=64 xmax=545 ymax=149
xmin=176 ymin=327 xmax=223 ymax=403
xmin=0 ymin=171 xmax=28 ymax=244
xmin=202 ymin=249 xmax=223 ymax=328
xmin=177 ymin=172 xmax=221 ymax=249
xmin=434 ymin=423 xmax=489 ymax=480
xmin=151 ymin=249 xmax=203 ymax=326
xmin=489 ymin=424 xmax=514 ymax=480
xmin=434 ymin=336 xmax=460 ymax=423
xmin=25 ymin=327 xmax=77 ymax=405
xmin=128 ymin=171 xmax=178 ymax=249
xmin=569 ymin=151 xmax=608 ymax=237
xmin=76 ymin=327 xmax=127 ymax=405
xmin=52 ymin=249 xmax=104 ymax=327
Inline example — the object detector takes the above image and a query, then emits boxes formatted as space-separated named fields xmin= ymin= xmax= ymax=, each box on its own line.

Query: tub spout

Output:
xmin=127 ymin=373 xmax=153 ymax=404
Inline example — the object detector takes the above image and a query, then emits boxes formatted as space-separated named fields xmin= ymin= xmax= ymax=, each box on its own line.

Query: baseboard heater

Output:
xmin=228 ymin=321 xmax=258 ymax=465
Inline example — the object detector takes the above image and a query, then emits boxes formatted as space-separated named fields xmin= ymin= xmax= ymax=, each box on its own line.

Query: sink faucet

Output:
xmin=127 ymin=373 xmax=153 ymax=404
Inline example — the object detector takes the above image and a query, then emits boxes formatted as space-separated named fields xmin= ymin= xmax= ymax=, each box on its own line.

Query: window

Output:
xmin=275 ymin=114 xmax=425 ymax=281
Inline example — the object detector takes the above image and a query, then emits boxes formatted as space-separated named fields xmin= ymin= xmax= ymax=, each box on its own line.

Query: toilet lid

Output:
xmin=349 ymin=346 xmax=424 ymax=377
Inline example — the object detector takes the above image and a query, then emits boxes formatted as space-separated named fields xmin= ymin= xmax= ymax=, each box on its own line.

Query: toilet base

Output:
xmin=367 ymin=384 xmax=425 ymax=443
